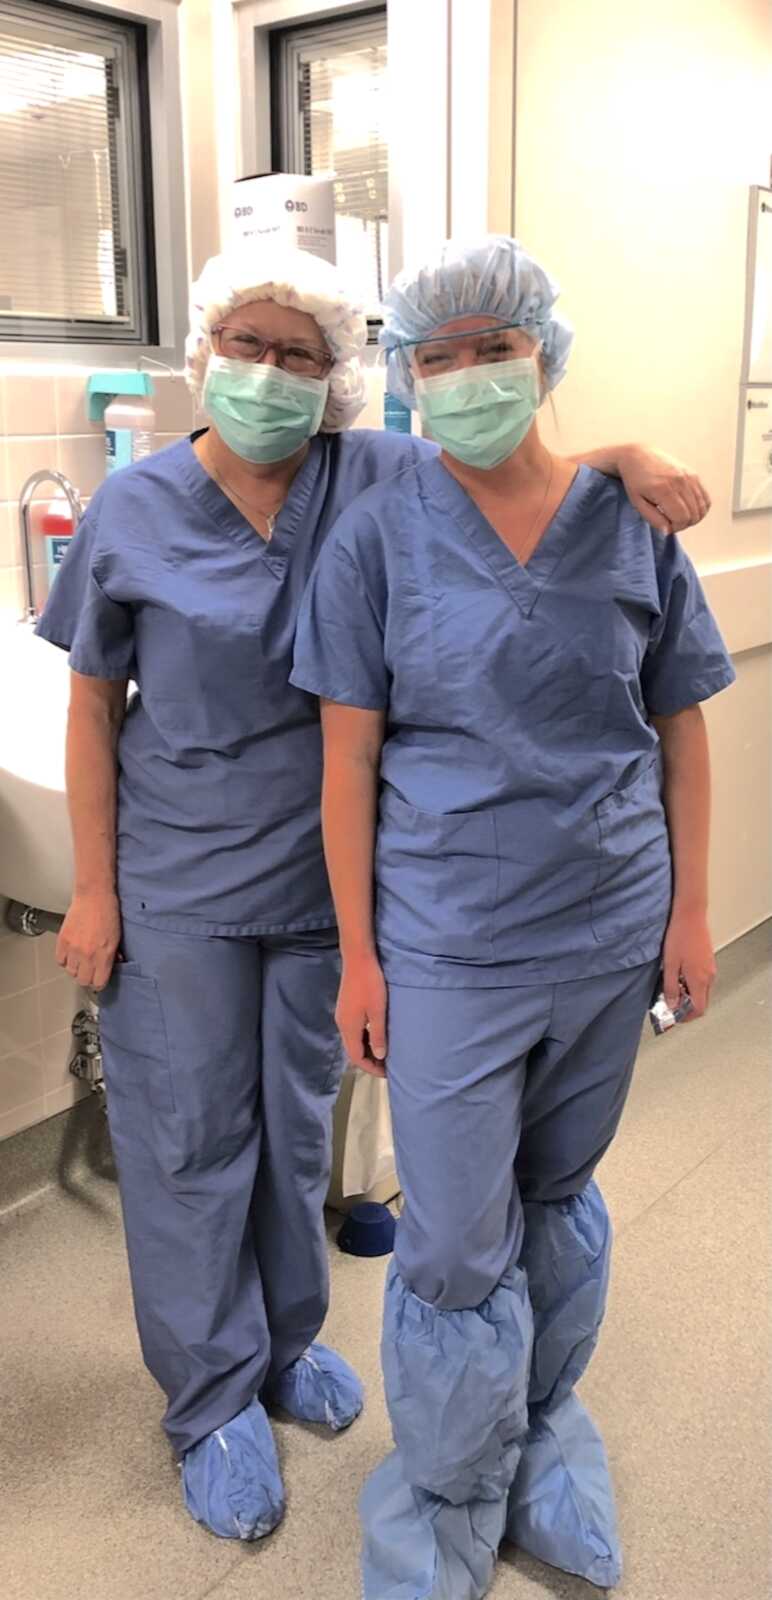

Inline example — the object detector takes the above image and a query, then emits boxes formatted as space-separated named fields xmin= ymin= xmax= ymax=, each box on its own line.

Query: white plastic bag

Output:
xmin=342 ymin=1067 xmax=396 ymax=1198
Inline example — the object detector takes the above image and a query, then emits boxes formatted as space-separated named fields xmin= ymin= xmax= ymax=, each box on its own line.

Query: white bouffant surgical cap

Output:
xmin=379 ymin=235 xmax=574 ymax=408
xmin=185 ymin=243 xmax=368 ymax=431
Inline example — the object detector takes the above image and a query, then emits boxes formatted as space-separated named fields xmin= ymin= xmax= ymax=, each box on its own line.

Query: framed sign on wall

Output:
xmin=734 ymin=186 xmax=772 ymax=513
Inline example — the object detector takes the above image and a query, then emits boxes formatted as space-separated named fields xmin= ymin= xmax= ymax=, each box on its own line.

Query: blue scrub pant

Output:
xmin=98 ymin=919 xmax=343 ymax=1458
xmin=361 ymin=959 xmax=659 ymax=1600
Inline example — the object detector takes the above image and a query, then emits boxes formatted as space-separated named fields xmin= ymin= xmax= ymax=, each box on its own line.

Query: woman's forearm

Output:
xmin=652 ymin=704 xmax=711 ymax=911
xmin=567 ymin=444 xmax=632 ymax=477
xmin=66 ymin=684 xmax=126 ymax=896
xmin=321 ymin=748 xmax=380 ymax=962
xmin=319 ymin=701 xmax=385 ymax=963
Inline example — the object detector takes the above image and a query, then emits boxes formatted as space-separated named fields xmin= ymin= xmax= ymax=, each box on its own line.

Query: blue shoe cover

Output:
xmin=181 ymin=1399 xmax=285 ymax=1541
xmin=268 ymin=1343 xmax=363 ymax=1432
xmin=361 ymin=1449 xmax=507 ymax=1600
xmin=505 ymin=1393 xmax=622 ymax=1588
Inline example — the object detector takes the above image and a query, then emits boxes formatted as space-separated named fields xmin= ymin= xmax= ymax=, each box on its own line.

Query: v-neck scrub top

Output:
xmin=37 ymin=429 xmax=431 ymax=935
xmin=291 ymin=459 xmax=735 ymax=986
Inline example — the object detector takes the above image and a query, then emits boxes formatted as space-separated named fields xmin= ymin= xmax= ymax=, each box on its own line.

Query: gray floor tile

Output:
xmin=597 ymin=921 xmax=770 ymax=1232
xmin=0 ymin=924 xmax=768 ymax=1600
xmin=581 ymin=1116 xmax=769 ymax=1600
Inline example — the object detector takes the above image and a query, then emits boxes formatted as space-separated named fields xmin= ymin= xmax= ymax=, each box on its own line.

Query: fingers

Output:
xmin=661 ymin=492 xmax=693 ymax=533
xmin=339 ymin=1015 xmax=369 ymax=1070
xmin=366 ymin=1013 xmax=388 ymax=1063
xmin=663 ymin=949 xmax=681 ymax=1011
xmin=356 ymin=1057 xmax=388 ymax=1081
xmin=652 ymin=475 xmax=711 ymax=534
xmin=681 ymin=963 xmax=715 ymax=1021
xmin=58 ymin=940 xmax=116 ymax=990
xmin=338 ymin=1012 xmax=389 ymax=1075
xmin=91 ymin=955 xmax=116 ymax=992
xmin=636 ymin=474 xmax=712 ymax=536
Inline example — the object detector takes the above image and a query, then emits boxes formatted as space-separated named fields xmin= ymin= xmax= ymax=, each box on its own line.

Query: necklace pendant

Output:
xmin=266 ymin=514 xmax=276 ymax=541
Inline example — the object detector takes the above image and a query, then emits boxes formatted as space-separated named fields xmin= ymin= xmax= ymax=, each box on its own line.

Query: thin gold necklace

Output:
xmin=518 ymin=454 xmax=555 ymax=564
xmin=204 ymin=446 xmax=285 ymax=540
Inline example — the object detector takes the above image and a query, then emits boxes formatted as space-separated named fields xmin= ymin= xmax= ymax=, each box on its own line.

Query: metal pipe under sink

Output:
xmin=18 ymin=469 xmax=84 ymax=621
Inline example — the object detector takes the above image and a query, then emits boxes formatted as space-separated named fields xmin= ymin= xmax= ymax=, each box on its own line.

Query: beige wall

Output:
xmin=512 ymin=0 xmax=772 ymax=949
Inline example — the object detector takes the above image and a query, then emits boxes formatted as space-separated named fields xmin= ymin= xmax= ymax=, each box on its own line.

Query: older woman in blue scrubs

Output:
xmin=291 ymin=236 xmax=734 ymax=1598
xmin=38 ymin=239 xmax=712 ymax=1547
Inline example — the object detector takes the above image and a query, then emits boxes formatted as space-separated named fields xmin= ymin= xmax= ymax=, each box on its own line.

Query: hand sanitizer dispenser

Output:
xmin=87 ymin=373 xmax=156 ymax=474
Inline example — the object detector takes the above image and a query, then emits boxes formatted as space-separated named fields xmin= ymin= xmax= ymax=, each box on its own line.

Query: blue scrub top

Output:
xmin=291 ymin=458 xmax=735 ymax=986
xmin=37 ymin=429 xmax=432 ymax=935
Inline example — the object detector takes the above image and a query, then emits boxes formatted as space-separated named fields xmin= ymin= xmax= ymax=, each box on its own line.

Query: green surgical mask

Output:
xmin=414 ymin=355 xmax=540 ymax=468
xmin=203 ymin=355 xmax=329 ymax=463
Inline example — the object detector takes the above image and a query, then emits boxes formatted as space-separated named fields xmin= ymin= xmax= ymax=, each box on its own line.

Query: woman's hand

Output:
xmin=662 ymin=906 xmax=717 ymax=1021
xmin=617 ymin=447 xmax=711 ymax=535
xmin=57 ymin=891 xmax=122 ymax=991
xmin=336 ymin=955 xmax=388 ymax=1078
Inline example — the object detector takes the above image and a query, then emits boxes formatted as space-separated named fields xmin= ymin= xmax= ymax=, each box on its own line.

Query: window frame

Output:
xmin=270 ymin=7 xmax=386 ymax=321
xmin=269 ymin=7 xmax=386 ymax=174
xmin=236 ymin=0 xmax=381 ymax=200
xmin=0 ymin=0 xmax=187 ymax=366
xmin=0 ymin=0 xmax=155 ymax=344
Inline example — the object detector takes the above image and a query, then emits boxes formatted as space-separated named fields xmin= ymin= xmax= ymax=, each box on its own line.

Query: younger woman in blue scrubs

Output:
xmin=291 ymin=236 xmax=735 ymax=1599
xmin=38 ymin=239 xmax=713 ymax=1548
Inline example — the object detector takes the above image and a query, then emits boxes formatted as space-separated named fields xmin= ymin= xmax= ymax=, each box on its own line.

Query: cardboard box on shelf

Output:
xmin=231 ymin=173 xmax=336 ymax=264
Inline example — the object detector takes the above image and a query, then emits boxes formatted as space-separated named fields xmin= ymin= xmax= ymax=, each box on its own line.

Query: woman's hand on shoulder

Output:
xmin=617 ymin=446 xmax=711 ymax=535
xmin=336 ymin=954 xmax=388 ymax=1078
xmin=57 ymin=891 xmax=122 ymax=991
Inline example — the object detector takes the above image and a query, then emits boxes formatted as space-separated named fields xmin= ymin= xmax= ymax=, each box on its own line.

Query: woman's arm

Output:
xmin=320 ymin=699 xmax=389 ymax=1077
xmin=652 ymin=703 xmax=716 ymax=1019
xmin=568 ymin=444 xmax=710 ymax=534
xmin=57 ymin=671 xmax=128 ymax=989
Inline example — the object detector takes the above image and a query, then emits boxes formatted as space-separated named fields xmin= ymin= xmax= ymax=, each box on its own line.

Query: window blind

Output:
xmin=0 ymin=1 xmax=150 ymax=342
xmin=274 ymin=12 xmax=388 ymax=315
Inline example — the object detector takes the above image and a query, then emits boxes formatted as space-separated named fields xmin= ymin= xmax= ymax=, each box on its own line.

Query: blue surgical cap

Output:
xmin=380 ymin=235 xmax=574 ymax=407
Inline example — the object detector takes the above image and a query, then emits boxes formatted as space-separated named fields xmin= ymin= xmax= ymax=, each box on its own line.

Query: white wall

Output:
xmin=512 ymin=0 xmax=772 ymax=949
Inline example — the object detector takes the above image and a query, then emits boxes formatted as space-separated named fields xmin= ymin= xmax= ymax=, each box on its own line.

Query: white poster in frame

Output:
xmin=733 ymin=389 xmax=772 ymax=513
xmin=741 ymin=187 xmax=772 ymax=385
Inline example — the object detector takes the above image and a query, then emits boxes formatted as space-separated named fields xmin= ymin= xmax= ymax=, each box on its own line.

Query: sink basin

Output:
xmin=0 ymin=622 xmax=73 ymax=914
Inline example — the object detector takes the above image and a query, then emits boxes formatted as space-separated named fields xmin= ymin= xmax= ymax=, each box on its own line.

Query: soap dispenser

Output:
xmin=86 ymin=372 xmax=156 ymax=474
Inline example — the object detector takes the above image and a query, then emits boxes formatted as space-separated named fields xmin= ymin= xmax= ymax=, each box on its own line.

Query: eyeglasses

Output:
xmin=411 ymin=321 xmax=540 ymax=376
xmin=212 ymin=325 xmax=334 ymax=379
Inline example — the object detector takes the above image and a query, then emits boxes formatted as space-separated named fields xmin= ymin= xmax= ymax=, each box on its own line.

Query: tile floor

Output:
xmin=0 ymin=924 xmax=769 ymax=1600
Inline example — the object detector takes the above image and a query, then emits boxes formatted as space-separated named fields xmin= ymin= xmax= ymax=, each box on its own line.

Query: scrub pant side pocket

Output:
xmin=99 ymin=962 xmax=175 ymax=1118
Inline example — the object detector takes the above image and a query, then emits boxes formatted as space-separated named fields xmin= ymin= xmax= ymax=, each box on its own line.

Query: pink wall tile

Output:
xmin=0 ymin=933 xmax=37 ymax=999
xmin=4 ymin=374 xmax=57 ymax=435
xmin=35 ymin=931 xmax=63 ymax=985
xmin=44 ymin=1080 xmax=88 ymax=1118
xmin=56 ymin=434 xmax=106 ymax=497
xmin=0 ymin=566 xmax=23 ymax=613
xmin=0 ymin=502 xmax=17 ymax=566
xmin=55 ymin=375 xmax=97 ymax=435
xmin=37 ymin=974 xmax=82 ymax=1039
xmin=0 ymin=435 xmax=9 ymax=501
xmin=0 ymin=1045 xmax=44 ymax=1115
xmin=152 ymin=376 xmax=195 ymax=433
xmin=41 ymin=1028 xmax=76 ymax=1093
xmin=6 ymin=437 xmax=60 ymax=501
xmin=0 ymin=988 xmax=40 ymax=1054
xmin=0 ymin=1100 xmax=45 ymax=1140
